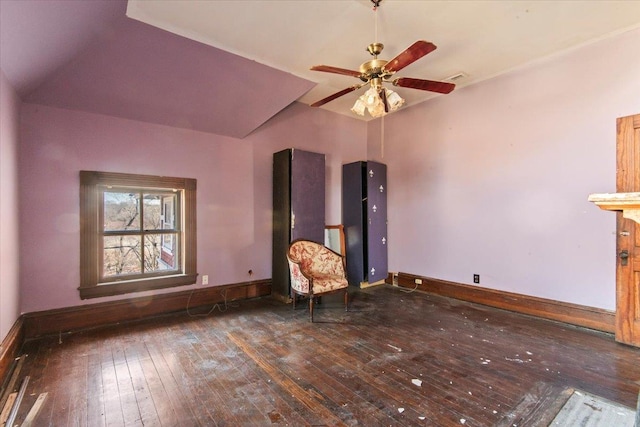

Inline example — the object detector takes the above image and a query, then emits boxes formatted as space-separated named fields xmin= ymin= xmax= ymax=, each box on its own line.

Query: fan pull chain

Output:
xmin=381 ymin=115 xmax=385 ymax=159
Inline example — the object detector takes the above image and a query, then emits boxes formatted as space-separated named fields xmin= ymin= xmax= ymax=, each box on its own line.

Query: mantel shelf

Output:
xmin=588 ymin=192 xmax=640 ymax=224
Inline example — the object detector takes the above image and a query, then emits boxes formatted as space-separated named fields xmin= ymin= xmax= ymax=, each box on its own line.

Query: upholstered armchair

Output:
xmin=287 ymin=239 xmax=349 ymax=322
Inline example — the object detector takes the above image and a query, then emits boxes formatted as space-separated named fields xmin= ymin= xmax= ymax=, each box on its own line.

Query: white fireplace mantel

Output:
xmin=588 ymin=192 xmax=640 ymax=224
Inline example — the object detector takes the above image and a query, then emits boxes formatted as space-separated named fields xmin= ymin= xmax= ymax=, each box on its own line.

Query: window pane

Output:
xmin=80 ymin=171 xmax=196 ymax=299
xmin=162 ymin=232 xmax=174 ymax=252
xmin=143 ymin=194 xmax=162 ymax=231
xmin=162 ymin=196 xmax=176 ymax=231
xmin=103 ymin=235 xmax=142 ymax=277
xmin=104 ymin=191 xmax=140 ymax=231
xmin=145 ymin=234 xmax=179 ymax=272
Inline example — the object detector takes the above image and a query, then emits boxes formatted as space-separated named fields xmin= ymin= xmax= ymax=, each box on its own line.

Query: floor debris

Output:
xmin=21 ymin=392 xmax=47 ymax=427
xmin=0 ymin=392 xmax=17 ymax=425
xmin=412 ymin=379 xmax=422 ymax=387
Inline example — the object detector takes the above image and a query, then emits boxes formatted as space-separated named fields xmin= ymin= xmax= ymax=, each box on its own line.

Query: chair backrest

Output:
xmin=288 ymin=240 xmax=323 ymax=272
xmin=288 ymin=239 xmax=345 ymax=277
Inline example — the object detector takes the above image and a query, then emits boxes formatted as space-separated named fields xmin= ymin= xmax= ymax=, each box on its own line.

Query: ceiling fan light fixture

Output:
xmin=351 ymin=97 xmax=367 ymax=116
xmin=368 ymin=101 xmax=386 ymax=118
xmin=386 ymin=89 xmax=405 ymax=111
xmin=352 ymin=86 xmax=405 ymax=118
xmin=365 ymin=87 xmax=381 ymax=106
xmin=356 ymin=87 xmax=384 ymax=118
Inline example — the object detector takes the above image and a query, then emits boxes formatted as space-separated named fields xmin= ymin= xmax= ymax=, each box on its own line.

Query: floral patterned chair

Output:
xmin=287 ymin=239 xmax=349 ymax=322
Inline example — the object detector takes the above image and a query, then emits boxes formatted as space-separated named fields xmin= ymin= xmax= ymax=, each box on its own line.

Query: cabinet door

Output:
xmin=343 ymin=162 xmax=366 ymax=285
xmin=272 ymin=150 xmax=293 ymax=299
xmin=366 ymin=162 xmax=388 ymax=283
xmin=290 ymin=149 xmax=325 ymax=243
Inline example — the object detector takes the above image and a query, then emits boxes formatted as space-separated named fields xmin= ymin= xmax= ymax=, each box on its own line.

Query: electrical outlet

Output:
xmin=473 ymin=274 xmax=480 ymax=284
xmin=202 ymin=275 xmax=209 ymax=285
xmin=415 ymin=278 xmax=423 ymax=285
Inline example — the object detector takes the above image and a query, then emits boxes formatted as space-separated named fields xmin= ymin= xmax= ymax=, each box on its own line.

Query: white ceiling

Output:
xmin=127 ymin=0 xmax=640 ymax=120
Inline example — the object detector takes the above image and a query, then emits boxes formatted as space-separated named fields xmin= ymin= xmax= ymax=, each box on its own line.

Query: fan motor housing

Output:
xmin=359 ymin=59 xmax=392 ymax=81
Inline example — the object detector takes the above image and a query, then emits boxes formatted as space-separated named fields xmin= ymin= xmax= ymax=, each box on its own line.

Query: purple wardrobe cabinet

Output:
xmin=272 ymin=149 xmax=326 ymax=301
xmin=342 ymin=161 xmax=388 ymax=287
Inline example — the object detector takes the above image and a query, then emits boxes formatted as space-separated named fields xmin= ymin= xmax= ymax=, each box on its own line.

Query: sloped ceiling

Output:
xmin=2 ymin=1 xmax=640 ymax=138
xmin=0 ymin=0 xmax=314 ymax=139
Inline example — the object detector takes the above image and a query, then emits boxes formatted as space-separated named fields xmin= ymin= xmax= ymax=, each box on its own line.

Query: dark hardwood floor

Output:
xmin=6 ymin=285 xmax=640 ymax=426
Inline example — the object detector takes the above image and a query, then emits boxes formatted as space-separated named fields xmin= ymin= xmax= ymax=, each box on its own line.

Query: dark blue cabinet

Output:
xmin=342 ymin=161 xmax=388 ymax=287
xmin=272 ymin=149 xmax=325 ymax=300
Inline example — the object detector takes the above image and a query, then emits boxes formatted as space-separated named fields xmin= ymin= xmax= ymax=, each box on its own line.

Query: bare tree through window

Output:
xmin=79 ymin=171 xmax=196 ymax=299
xmin=103 ymin=191 xmax=178 ymax=279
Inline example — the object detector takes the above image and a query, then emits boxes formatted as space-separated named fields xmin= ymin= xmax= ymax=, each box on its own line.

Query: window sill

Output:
xmin=78 ymin=273 xmax=198 ymax=299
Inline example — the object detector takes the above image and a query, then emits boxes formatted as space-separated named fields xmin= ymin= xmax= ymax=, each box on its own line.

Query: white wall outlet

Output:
xmin=202 ymin=275 xmax=209 ymax=285
xmin=415 ymin=278 xmax=423 ymax=285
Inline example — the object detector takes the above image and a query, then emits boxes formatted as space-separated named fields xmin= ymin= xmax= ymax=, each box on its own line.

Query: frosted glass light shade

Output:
xmin=386 ymin=89 xmax=405 ymax=110
xmin=351 ymin=86 xmax=405 ymax=117
xmin=351 ymin=97 xmax=366 ymax=115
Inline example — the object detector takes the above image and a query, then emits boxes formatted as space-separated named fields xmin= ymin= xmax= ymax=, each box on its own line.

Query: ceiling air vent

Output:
xmin=445 ymin=72 xmax=467 ymax=82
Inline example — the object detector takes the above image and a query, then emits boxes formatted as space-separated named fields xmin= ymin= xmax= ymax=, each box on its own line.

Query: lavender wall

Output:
xmin=15 ymin=27 xmax=638 ymax=317
xmin=18 ymin=101 xmax=366 ymax=313
xmin=0 ymin=71 xmax=21 ymax=338
xmin=249 ymin=102 xmax=367 ymax=226
xmin=373 ymin=28 xmax=640 ymax=310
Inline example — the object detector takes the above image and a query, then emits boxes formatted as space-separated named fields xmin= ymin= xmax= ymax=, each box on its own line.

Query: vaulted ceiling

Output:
xmin=2 ymin=0 xmax=639 ymax=138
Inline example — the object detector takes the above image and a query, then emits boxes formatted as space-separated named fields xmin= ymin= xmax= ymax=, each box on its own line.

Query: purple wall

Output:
xmin=1 ymin=71 xmax=21 ymax=338
xmin=372 ymin=28 xmax=640 ymax=310
xmin=18 ymin=101 xmax=365 ymax=313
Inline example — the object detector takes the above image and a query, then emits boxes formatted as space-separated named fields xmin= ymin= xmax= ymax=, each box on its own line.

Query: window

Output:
xmin=79 ymin=171 xmax=197 ymax=299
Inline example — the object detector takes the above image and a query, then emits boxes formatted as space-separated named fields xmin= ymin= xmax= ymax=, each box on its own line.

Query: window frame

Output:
xmin=161 ymin=196 xmax=176 ymax=254
xmin=79 ymin=171 xmax=197 ymax=299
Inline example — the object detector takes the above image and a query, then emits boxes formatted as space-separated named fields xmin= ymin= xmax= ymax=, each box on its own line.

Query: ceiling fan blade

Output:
xmin=310 ymin=85 xmax=364 ymax=107
xmin=310 ymin=65 xmax=363 ymax=78
xmin=383 ymin=41 xmax=437 ymax=73
xmin=393 ymin=77 xmax=455 ymax=94
xmin=379 ymin=88 xmax=389 ymax=113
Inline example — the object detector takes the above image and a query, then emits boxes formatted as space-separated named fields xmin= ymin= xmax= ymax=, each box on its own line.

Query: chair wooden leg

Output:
xmin=344 ymin=290 xmax=349 ymax=312
xmin=292 ymin=291 xmax=296 ymax=310
xmin=309 ymin=296 xmax=314 ymax=322
xmin=635 ymin=389 xmax=639 ymax=427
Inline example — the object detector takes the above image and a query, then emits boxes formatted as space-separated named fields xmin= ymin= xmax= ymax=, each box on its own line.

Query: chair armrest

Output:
xmin=287 ymin=256 xmax=311 ymax=293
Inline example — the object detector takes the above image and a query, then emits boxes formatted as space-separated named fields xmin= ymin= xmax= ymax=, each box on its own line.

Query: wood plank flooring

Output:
xmin=7 ymin=285 xmax=640 ymax=426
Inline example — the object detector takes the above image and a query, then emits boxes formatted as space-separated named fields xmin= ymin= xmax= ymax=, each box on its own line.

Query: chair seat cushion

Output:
xmin=311 ymin=274 xmax=348 ymax=293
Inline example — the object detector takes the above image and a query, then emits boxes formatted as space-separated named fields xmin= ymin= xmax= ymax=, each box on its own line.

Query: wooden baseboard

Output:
xmin=22 ymin=280 xmax=271 ymax=340
xmin=397 ymin=273 xmax=615 ymax=333
xmin=360 ymin=279 xmax=385 ymax=289
xmin=0 ymin=317 xmax=24 ymax=391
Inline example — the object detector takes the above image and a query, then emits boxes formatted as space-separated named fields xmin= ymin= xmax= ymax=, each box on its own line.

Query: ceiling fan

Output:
xmin=309 ymin=0 xmax=455 ymax=118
